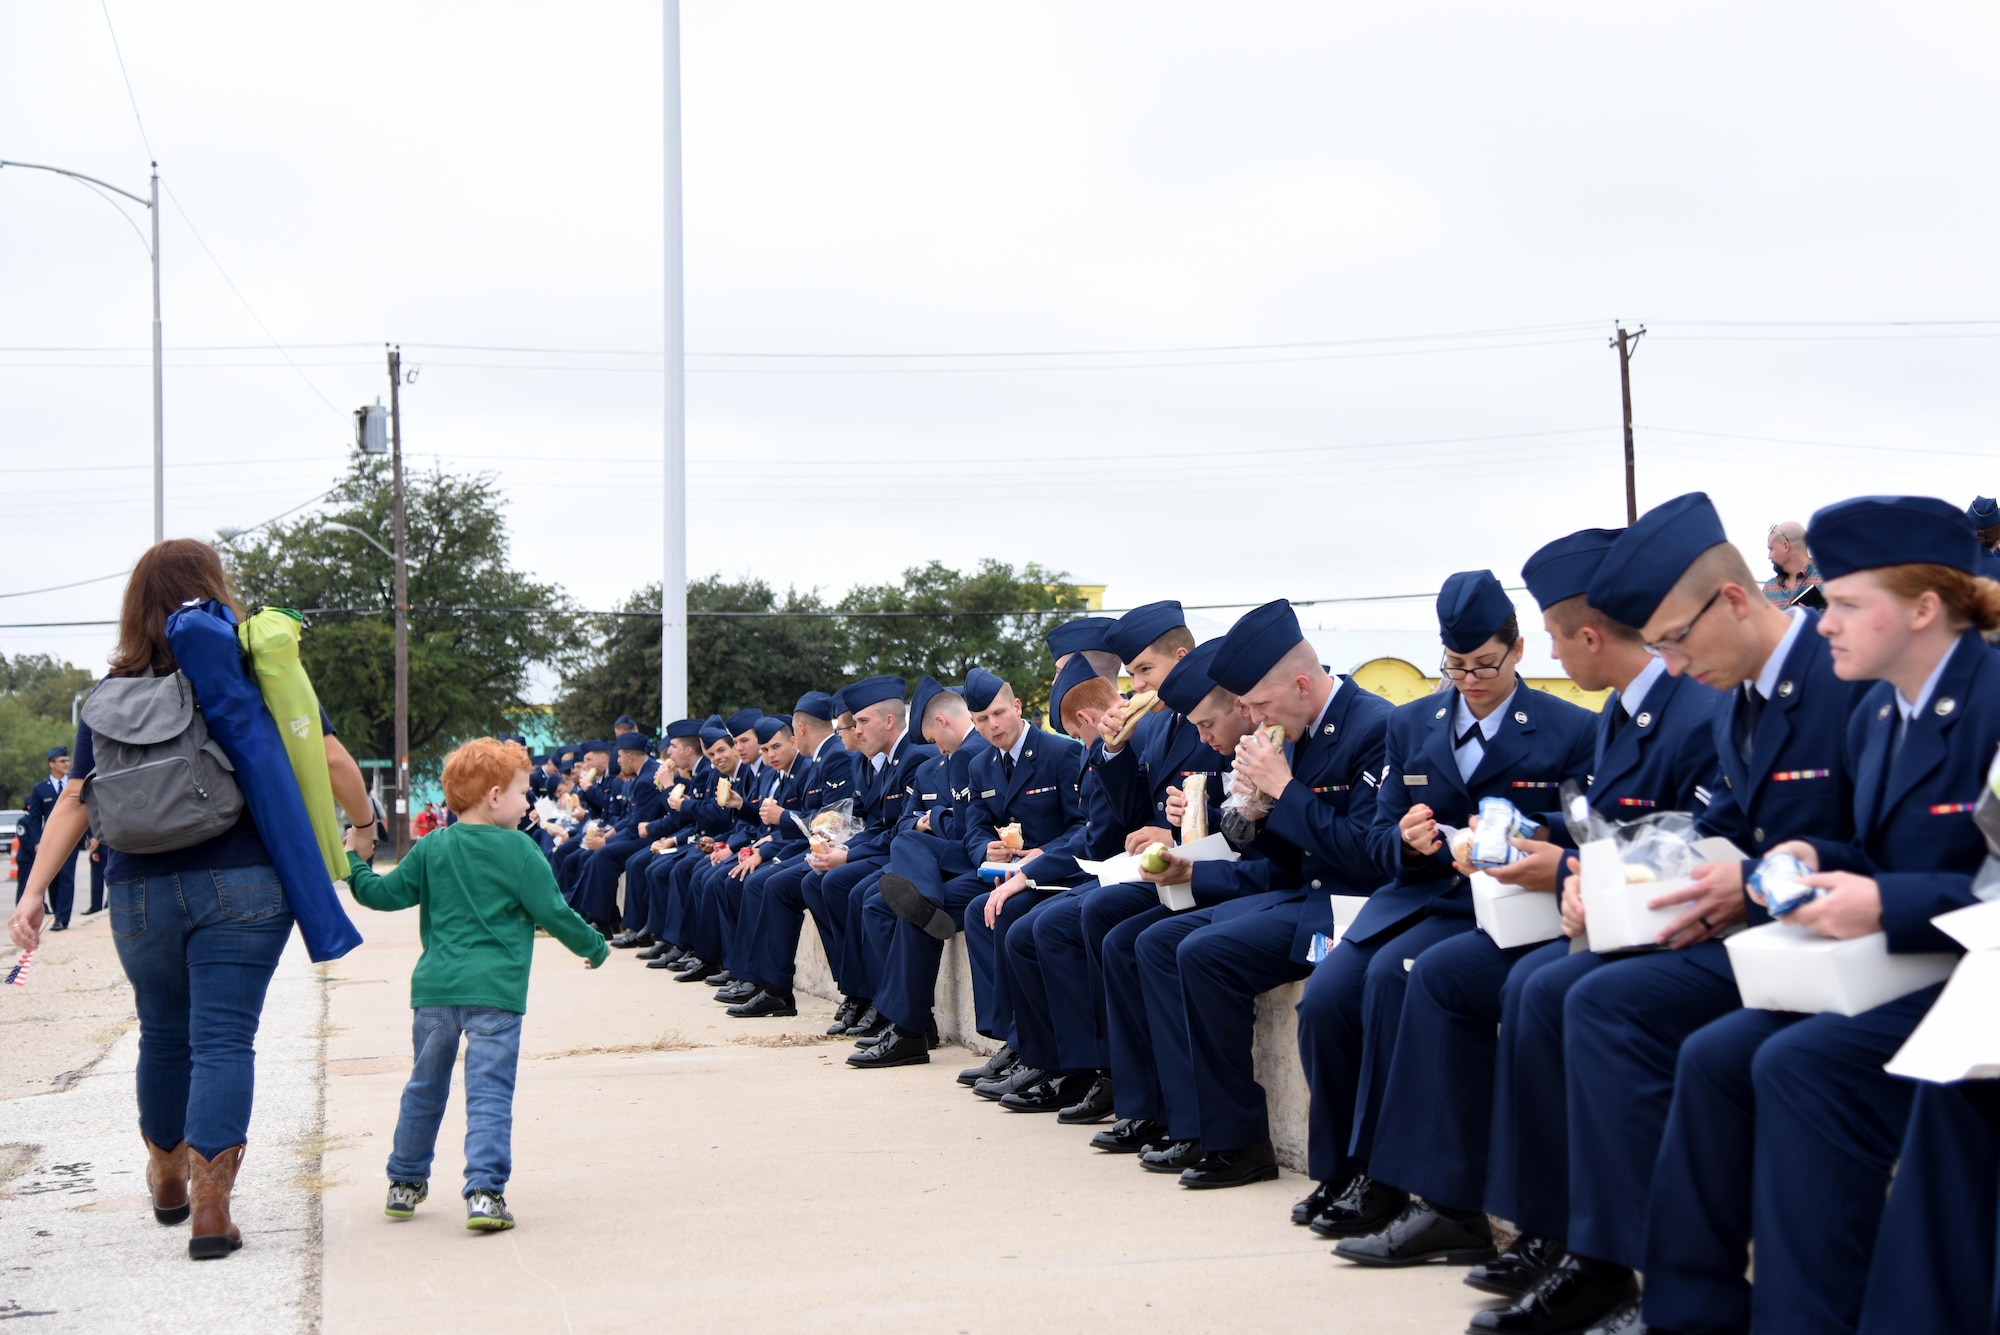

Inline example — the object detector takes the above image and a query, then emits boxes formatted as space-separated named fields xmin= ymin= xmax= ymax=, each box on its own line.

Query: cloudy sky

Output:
xmin=5 ymin=1 xmax=1998 ymax=687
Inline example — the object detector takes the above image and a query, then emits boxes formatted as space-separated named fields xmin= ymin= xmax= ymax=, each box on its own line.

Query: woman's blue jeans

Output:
xmin=386 ymin=1006 xmax=523 ymax=1197
xmin=108 ymin=866 xmax=293 ymax=1159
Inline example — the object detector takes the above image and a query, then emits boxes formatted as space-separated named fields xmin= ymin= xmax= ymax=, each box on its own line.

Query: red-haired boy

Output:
xmin=344 ymin=737 xmax=608 ymax=1231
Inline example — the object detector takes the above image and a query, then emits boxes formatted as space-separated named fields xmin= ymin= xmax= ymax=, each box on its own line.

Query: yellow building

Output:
xmin=1348 ymin=657 xmax=1611 ymax=713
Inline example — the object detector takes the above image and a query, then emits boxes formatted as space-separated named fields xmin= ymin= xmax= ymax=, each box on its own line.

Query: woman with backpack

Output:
xmin=5 ymin=539 xmax=374 ymax=1260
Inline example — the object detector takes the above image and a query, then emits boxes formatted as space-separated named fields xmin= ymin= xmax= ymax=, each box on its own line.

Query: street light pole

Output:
xmin=149 ymin=164 xmax=163 ymax=544
xmin=0 ymin=158 xmax=164 ymax=543
xmin=661 ymin=0 xmax=688 ymax=729
xmin=387 ymin=346 xmax=411 ymax=860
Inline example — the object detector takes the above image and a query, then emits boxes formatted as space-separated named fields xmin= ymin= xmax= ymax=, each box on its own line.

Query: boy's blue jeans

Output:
xmin=386 ymin=1006 xmax=523 ymax=1197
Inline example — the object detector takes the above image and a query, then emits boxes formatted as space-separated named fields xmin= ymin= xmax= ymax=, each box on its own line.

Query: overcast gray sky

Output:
xmin=5 ymin=1 xmax=1998 ymax=686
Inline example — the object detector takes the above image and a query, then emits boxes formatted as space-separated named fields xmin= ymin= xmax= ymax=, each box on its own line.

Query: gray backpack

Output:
xmin=80 ymin=672 xmax=246 ymax=853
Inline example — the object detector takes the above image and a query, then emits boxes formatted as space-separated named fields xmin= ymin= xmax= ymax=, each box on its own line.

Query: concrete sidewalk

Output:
xmin=321 ymin=909 xmax=1490 ymax=1334
xmin=0 ymin=921 xmax=323 ymax=1334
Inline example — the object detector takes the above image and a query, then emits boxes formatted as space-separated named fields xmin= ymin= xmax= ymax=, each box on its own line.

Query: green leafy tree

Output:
xmin=552 ymin=577 xmax=848 ymax=736
xmin=224 ymin=454 xmax=583 ymax=780
xmin=838 ymin=560 xmax=1086 ymax=714
xmin=557 ymin=562 xmax=1086 ymax=730
xmin=0 ymin=653 xmax=94 ymax=808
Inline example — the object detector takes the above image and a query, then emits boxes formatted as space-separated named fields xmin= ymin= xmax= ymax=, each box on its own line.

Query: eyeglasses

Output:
xmin=1439 ymin=656 xmax=1505 ymax=681
xmin=1642 ymin=587 xmax=1723 ymax=658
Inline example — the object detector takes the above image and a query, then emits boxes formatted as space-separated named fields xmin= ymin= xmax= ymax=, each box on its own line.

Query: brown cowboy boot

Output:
xmin=187 ymin=1144 xmax=246 ymax=1259
xmin=142 ymin=1134 xmax=191 ymax=1225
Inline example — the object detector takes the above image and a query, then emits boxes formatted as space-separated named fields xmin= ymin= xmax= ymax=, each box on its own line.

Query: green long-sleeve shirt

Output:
xmin=346 ymin=822 xmax=607 ymax=1013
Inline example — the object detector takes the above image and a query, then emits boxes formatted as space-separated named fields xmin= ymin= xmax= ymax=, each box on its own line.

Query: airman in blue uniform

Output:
xmin=716 ymin=712 xmax=820 ymax=1015
xmin=1112 ymin=601 xmax=1393 ymax=1189
xmin=1300 ymin=570 xmax=1595 ymax=1268
xmin=1498 ymin=493 xmax=1865 ymax=1334
xmin=574 ymin=733 xmax=666 ymax=932
xmin=1004 ymin=602 xmax=1227 ymax=1119
xmin=725 ymin=693 xmax=853 ymax=999
xmin=1967 ymin=495 xmax=2000 ymax=580
xmin=18 ymin=747 xmax=73 ymax=929
xmin=1435 ymin=529 xmax=1728 ymax=1318
xmin=1637 ymin=496 xmax=2000 ymax=1335
xmin=869 ymin=668 xmax=1087 ymax=1070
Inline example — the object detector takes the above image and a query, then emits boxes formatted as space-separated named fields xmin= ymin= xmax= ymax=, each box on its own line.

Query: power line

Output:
xmin=96 ymin=0 xmax=154 ymax=161
xmin=0 ymin=570 xmax=132 ymax=600
xmin=158 ymin=182 xmax=344 ymax=417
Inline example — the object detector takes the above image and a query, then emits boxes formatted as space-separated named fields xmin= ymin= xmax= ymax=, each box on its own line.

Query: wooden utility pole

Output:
xmin=1614 ymin=323 xmax=1646 ymax=523
xmin=387 ymin=346 xmax=411 ymax=859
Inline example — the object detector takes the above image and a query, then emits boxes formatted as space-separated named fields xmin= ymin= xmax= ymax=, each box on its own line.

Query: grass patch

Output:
xmin=533 ymin=1028 xmax=702 ymax=1059
xmin=728 ymin=1031 xmax=851 ymax=1048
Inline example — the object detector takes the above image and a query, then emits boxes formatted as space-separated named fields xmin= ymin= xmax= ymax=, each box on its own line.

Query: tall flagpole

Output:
xmin=661 ymin=0 xmax=688 ymax=730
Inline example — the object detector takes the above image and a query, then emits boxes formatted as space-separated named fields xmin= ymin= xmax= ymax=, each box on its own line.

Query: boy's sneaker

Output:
xmin=465 ymin=1190 xmax=515 ymax=1231
xmin=384 ymin=1180 xmax=428 ymax=1220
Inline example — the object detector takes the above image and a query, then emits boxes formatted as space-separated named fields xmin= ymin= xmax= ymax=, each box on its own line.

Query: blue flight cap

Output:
xmin=614 ymin=715 xmax=638 ymax=729
xmin=725 ymin=709 xmax=762 ymax=736
xmin=559 ymin=759 xmax=575 ymax=775
xmin=1210 ymin=598 xmax=1305 ymax=694
xmin=557 ymin=747 xmax=576 ymax=763
xmin=1106 ymin=600 xmax=1187 ymax=663
xmin=793 ymin=691 xmax=836 ymax=721
xmin=665 ymin=718 xmax=703 ymax=741
xmin=699 ymin=726 xmax=730 ymax=748
xmin=615 ymin=731 xmax=650 ymax=753
xmin=908 ymin=675 xmax=946 ymax=732
xmin=703 ymin=713 xmax=723 ymax=729
xmin=1522 ymin=528 xmax=1626 ymax=613
xmin=581 ymin=739 xmax=611 ymax=755
xmin=1045 ymin=615 xmax=1117 ymax=660
xmin=962 ymin=667 xmax=1006 ymax=712
xmin=842 ymin=675 xmax=906 ymax=712
xmin=1586 ymin=492 xmax=1729 ymax=630
xmin=46 ymin=745 xmax=69 ymax=761
xmin=531 ymin=753 xmax=548 ymax=766
xmin=1158 ymin=638 xmax=1225 ymax=714
xmin=753 ymin=715 xmax=788 ymax=744
xmin=1809 ymin=496 xmax=1979 ymax=579
xmin=1436 ymin=571 xmax=1517 ymax=654
xmin=1967 ymin=496 xmax=2000 ymax=529
xmin=1047 ymin=655 xmax=1099 ymax=736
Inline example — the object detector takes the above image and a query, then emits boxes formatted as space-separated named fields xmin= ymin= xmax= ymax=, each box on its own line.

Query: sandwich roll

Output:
xmin=1109 ymin=690 xmax=1162 ymax=748
xmin=717 ymin=777 xmax=732 ymax=805
xmin=1181 ymin=773 xmax=1208 ymax=844
xmin=1243 ymin=724 xmax=1289 ymax=804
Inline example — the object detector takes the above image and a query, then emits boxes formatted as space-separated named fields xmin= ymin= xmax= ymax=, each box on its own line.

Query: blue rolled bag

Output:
xmin=165 ymin=598 xmax=364 ymax=962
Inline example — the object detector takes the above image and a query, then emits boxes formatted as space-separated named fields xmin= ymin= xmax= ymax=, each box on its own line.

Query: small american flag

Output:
xmin=4 ymin=950 xmax=33 ymax=988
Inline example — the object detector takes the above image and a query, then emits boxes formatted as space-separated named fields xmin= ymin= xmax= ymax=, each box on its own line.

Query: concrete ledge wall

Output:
xmin=792 ymin=931 xmax=1312 ymax=1172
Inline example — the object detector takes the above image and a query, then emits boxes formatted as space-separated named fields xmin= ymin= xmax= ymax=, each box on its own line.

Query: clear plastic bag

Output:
xmin=1218 ymin=771 xmax=1265 ymax=844
xmin=792 ymin=798 xmax=862 ymax=850
xmin=1562 ymin=780 xmax=1707 ymax=883
xmin=1470 ymin=796 xmax=1536 ymax=868
xmin=1752 ymin=851 xmax=1820 ymax=916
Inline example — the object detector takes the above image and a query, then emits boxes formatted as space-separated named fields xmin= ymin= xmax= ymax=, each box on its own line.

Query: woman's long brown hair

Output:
xmin=107 ymin=539 xmax=244 ymax=678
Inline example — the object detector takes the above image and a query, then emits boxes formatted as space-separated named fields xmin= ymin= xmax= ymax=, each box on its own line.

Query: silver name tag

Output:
xmin=1403 ymin=774 xmax=1429 ymax=786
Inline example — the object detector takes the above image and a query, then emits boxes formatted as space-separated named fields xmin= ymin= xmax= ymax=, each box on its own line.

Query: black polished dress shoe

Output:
xmin=827 ymin=998 xmax=862 ymax=1036
xmin=83 ymin=906 xmax=105 ymax=915
xmin=50 ymin=920 xmax=68 ymax=932
xmin=610 ymin=931 xmax=654 ymax=949
xmin=847 ymin=1007 xmax=889 ymax=1044
xmin=877 ymin=872 xmax=958 ymax=940
xmin=672 ymin=958 xmax=722 ymax=983
xmin=1056 ymin=1073 xmax=1116 ymax=1124
xmin=1333 ymin=1199 xmax=1496 ymax=1268
xmin=1139 ymin=1138 xmax=1204 ymax=1174
xmin=713 ymin=980 xmax=758 ymax=1004
xmin=636 ymin=941 xmax=672 ymax=960
xmin=958 ymin=1044 xmax=1014 ymax=1087
xmin=845 ymin=1025 xmax=931 ymax=1068
xmin=1308 ymin=1174 xmax=1410 ymax=1239
xmin=974 ymin=1063 xmax=1045 ymax=1101
xmin=727 ymin=988 xmax=799 ymax=1019
xmin=924 ymin=1013 xmax=941 ymax=1050
xmin=1090 ymin=1117 xmax=1167 ymax=1154
xmin=1178 ymin=1140 xmax=1279 ymax=1189
xmin=645 ymin=945 xmax=688 ymax=968
xmin=703 ymin=969 xmax=736 ymax=987
xmin=1468 ymin=1254 xmax=1639 ymax=1334
xmin=1578 ymin=1298 xmax=1650 ymax=1335
xmin=1292 ymin=1180 xmax=1340 ymax=1226
xmin=1465 ymin=1233 xmax=1567 ymax=1299
xmin=1000 ymin=1071 xmax=1092 ymax=1113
